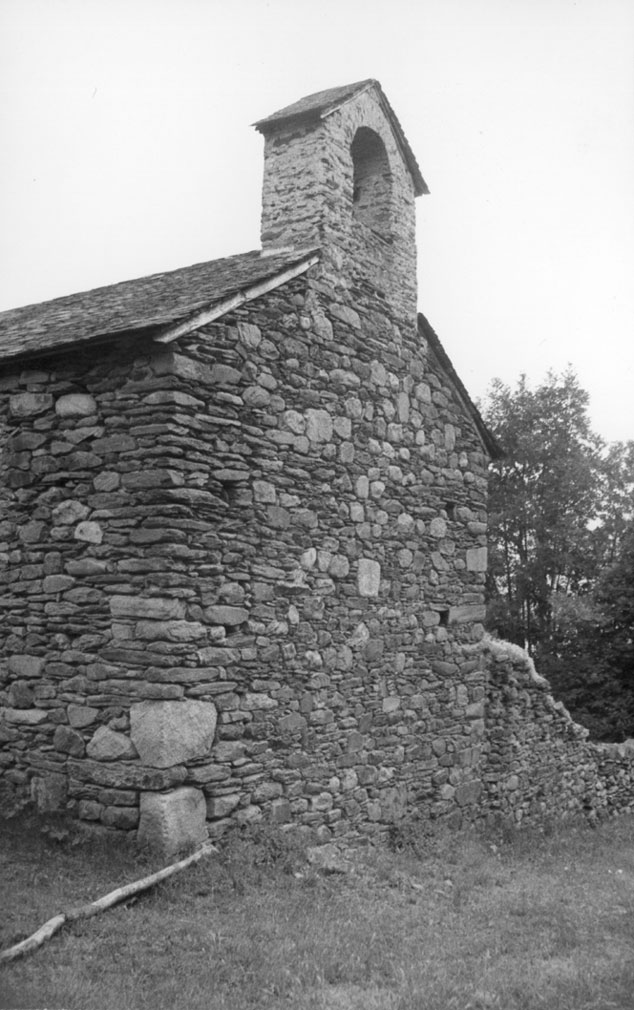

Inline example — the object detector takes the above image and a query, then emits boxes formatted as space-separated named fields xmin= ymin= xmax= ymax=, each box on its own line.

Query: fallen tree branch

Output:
xmin=0 ymin=840 xmax=217 ymax=964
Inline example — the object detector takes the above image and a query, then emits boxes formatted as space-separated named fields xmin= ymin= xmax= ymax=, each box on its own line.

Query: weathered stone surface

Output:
xmin=206 ymin=793 xmax=241 ymax=819
xmin=135 ymin=620 xmax=207 ymax=642
xmin=466 ymin=547 xmax=488 ymax=572
xmin=52 ymin=499 xmax=90 ymax=525
xmin=2 ymin=707 xmax=48 ymax=725
xmin=9 ymin=392 xmax=53 ymax=417
xmin=8 ymin=655 xmax=45 ymax=678
xmin=110 ymin=596 xmax=187 ymax=620
xmin=55 ymin=393 xmax=98 ymax=417
xmin=253 ymin=480 xmax=276 ymax=503
xmin=455 ymin=779 xmax=483 ymax=806
xmin=278 ymin=712 xmax=306 ymax=733
xmin=8 ymin=681 xmax=35 ymax=708
xmin=449 ymin=604 xmax=487 ymax=624
xmin=68 ymin=759 xmax=187 ymax=791
xmin=153 ymin=350 xmax=215 ymax=382
xmin=101 ymin=805 xmax=139 ymax=830
xmin=204 ymin=606 xmax=248 ymax=626
xmin=329 ymin=303 xmax=361 ymax=328
xmin=130 ymin=700 xmax=217 ymax=768
xmin=54 ymin=725 xmax=86 ymax=757
xmin=138 ymin=788 xmax=207 ymax=855
xmin=74 ymin=520 xmax=103 ymax=544
xmin=43 ymin=574 xmax=75 ymax=594
xmin=305 ymin=409 xmax=333 ymax=443
xmin=357 ymin=558 xmax=381 ymax=597
xmin=87 ymin=726 xmax=137 ymax=761
xmin=67 ymin=704 xmax=100 ymax=729
xmin=209 ymin=363 xmax=242 ymax=385
xmin=429 ymin=518 xmax=447 ymax=538
xmin=65 ymin=558 xmax=108 ymax=576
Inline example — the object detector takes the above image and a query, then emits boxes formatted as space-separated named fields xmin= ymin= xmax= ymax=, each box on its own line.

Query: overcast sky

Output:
xmin=1 ymin=0 xmax=633 ymax=443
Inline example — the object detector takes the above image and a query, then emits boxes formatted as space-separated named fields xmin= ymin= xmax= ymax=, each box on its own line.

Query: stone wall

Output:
xmin=0 ymin=266 xmax=494 ymax=849
xmin=480 ymin=638 xmax=634 ymax=825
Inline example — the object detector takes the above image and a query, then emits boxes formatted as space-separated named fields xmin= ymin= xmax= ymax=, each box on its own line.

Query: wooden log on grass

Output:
xmin=0 ymin=840 xmax=217 ymax=964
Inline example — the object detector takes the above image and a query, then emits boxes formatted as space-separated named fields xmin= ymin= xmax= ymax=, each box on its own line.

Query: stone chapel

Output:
xmin=2 ymin=81 xmax=628 ymax=853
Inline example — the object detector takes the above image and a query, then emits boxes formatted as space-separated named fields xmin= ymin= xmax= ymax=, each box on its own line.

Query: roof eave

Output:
xmin=418 ymin=312 xmax=503 ymax=460
xmin=152 ymin=249 xmax=320 ymax=344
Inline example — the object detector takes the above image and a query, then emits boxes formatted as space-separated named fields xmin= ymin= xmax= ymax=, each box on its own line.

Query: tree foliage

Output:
xmin=483 ymin=369 xmax=605 ymax=654
xmin=482 ymin=369 xmax=634 ymax=739
xmin=593 ymin=522 xmax=634 ymax=683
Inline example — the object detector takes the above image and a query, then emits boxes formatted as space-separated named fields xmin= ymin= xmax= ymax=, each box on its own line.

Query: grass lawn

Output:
xmin=1 ymin=810 xmax=634 ymax=1009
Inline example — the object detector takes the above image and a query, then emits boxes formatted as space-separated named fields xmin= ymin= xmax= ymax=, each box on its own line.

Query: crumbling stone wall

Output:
xmin=480 ymin=639 xmax=634 ymax=824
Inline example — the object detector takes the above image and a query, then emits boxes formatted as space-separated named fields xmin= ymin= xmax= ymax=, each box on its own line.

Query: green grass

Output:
xmin=1 ymin=811 xmax=634 ymax=1009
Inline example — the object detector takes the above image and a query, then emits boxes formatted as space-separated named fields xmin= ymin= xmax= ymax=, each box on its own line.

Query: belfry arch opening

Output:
xmin=351 ymin=127 xmax=392 ymax=238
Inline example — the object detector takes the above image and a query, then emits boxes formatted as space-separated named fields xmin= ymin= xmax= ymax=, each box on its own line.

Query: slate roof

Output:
xmin=254 ymin=79 xmax=429 ymax=197
xmin=419 ymin=313 xmax=503 ymax=460
xmin=0 ymin=248 xmax=318 ymax=366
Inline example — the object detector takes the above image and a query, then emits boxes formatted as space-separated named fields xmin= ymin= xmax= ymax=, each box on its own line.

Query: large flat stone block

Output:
xmin=110 ymin=595 xmax=187 ymax=620
xmin=55 ymin=393 xmax=97 ymax=417
xmin=138 ymin=788 xmax=207 ymax=855
xmin=466 ymin=547 xmax=488 ymax=572
xmin=358 ymin=558 xmax=381 ymax=597
xmin=9 ymin=392 xmax=53 ymax=417
xmin=449 ymin=603 xmax=487 ymax=624
xmin=130 ymin=700 xmax=217 ymax=768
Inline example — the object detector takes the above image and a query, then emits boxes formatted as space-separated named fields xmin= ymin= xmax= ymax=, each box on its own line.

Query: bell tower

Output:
xmin=254 ymin=80 xmax=428 ymax=327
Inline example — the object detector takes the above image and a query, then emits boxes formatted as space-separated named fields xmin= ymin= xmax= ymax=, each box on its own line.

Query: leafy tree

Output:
xmin=593 ymin=521 xmax=634 ymax=685
xmin=593 ymin=441 xmax=634 ymax=566
xmin=483 ymin=369 xmax=605 ymax=656
xmin=541 ymin=525 xmax=634 ymax=740
xmin=482 ymin=369 xmax=634 ymax=739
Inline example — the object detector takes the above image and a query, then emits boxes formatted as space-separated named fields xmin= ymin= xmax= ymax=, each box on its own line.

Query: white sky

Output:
xmin=1 ymin=0 xmax=633 ymax=443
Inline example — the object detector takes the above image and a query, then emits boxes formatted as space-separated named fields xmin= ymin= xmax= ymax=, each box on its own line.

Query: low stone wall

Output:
xmin=480 ymin=638 xmax=634 ymax=825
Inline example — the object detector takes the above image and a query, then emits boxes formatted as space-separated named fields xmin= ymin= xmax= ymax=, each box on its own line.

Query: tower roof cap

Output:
xmin=254 ymin=79 xmax=428 ymax=196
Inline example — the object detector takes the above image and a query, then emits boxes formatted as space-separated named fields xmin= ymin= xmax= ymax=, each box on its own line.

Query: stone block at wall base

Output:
xmin=130 ymin=700 xmax=217 ymax=768
xmin=137 ymin=787 xmax=208 ymax=856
